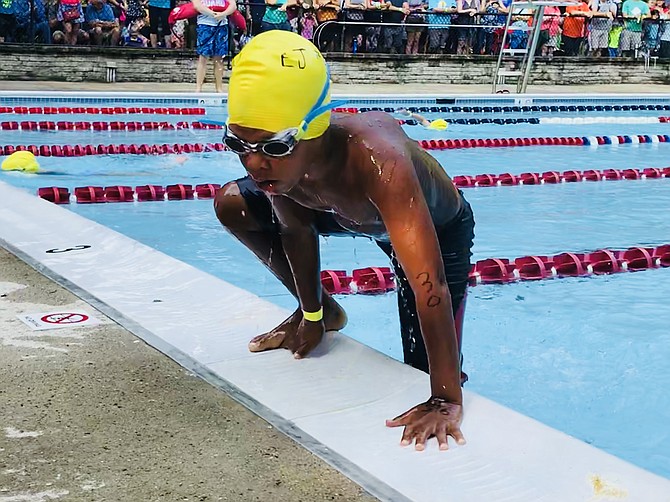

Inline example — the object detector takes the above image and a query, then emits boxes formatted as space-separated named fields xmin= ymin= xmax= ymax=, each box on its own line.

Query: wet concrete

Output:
xmin=0 ymin=248 xmax=377 ymax=502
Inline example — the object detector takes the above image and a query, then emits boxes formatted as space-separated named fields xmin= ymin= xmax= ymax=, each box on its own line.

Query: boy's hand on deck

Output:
xmin=290 ymin=319 xmax=324 ymax=358
xmin=385 ymin=398 xmax=465 ymax=451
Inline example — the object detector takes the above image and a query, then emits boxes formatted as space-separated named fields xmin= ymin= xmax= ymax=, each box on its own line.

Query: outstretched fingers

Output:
xmin=293 ymin=337 xmax=320 ymax=359
xmin=436 ymin=426 xmax=450 ymax=451
xmin=413 ymin=430 xmax=430 ymax=451
xmin=400 ymin=426 xmax=417 ymax=447
xmin=450 ymin=427 xmax=467 ymax=446
xmin=385 ymin=407 xmax=416 ymax=428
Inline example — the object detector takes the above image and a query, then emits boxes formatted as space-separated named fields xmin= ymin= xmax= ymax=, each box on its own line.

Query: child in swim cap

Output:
xmin=1 ymin=151 xmax=41 ymax=173
xmin=398 ymin=108 xmax=449 ymax=130
xmin=217 ymin=30 xmax=474 ymax=453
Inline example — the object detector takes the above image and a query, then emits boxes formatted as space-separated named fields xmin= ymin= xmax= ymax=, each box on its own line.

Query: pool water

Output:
xmin=2 ymin=96 xmax=669 ymax=480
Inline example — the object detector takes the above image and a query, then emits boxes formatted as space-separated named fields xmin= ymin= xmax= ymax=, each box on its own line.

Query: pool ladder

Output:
xmin=491 ymin=0 xmax=577 ymax=94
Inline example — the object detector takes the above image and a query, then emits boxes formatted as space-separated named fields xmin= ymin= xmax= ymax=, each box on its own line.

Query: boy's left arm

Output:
xmin=369 ymin=155 xmax=465 ymax=451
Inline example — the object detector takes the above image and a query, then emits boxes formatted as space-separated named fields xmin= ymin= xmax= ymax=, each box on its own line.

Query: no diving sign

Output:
xmin=18 ymin=311 xmax=102 ymax=331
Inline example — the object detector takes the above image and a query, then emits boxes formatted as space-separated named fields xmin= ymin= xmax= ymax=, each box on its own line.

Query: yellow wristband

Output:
xmin=302 ymin=307 xmax=323 ymax=322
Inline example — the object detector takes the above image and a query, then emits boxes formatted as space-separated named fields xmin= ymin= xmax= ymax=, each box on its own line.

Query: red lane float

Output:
xmin=654 ymin=245 xmax=670 ymax=267
xmin=0 ymin=120 xmax=222 ymax=131
xmin=552 ymin=253 xmax=587 ymax=277
xmin=617 ymin=247 xmax=654 ymax=271
xmin=37 ymin=183 xmax=222 ymax=203
xmin=74 ymin=186 xmax=105 ymax=203
xmin=166 ymin=184 xmax=194 ymax=200
xmin=37 ymin=161 xmax=669 ymax=205
xmin=317 ymin=244 xmax=670 ymax=294
xmin=0 ymin=106 xmax=206 ymax=116
xmin=514 ymin=255 xmax=553 ymax=280
xmin=469 ymin=258 xmax=516 ymax=283
xmin=195 ymin=183 xmax=221 ymax=198
xmin=320 ymin=270 xmax=353 ymax=295
xmin=450 ymin=167 xmax=670 ymax=188
xmin=136 ymin=185 xmax=166 ymax=201
xmin=468 ymin=245 xmax=670 ymax=285
xmin=105 ymin=185 xmax=135 ymax=202
xmin=352 ymin=267 xmax=395 ymax=294
xmin=6 ymin=136 xmax=670 ymax=157
xmin=586 ymin=249 xmax=620 ymax=274
xmin=416 ymin=134 xmax=663 ymax=151
xmin=36 ymin=186 xmax=70 ymax=204
xmin=6 ymin=135 xmax=669 ymax=158
xmin=4 ymin=142 xmax=226 ymax=157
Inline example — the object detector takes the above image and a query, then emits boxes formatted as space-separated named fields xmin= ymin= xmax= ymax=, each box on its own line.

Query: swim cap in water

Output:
xmin=427 ymin=119 xmax=448 ymax=131
xmin=228 ymin=31 xmax=335 ymax=140
xmin=1 ymin=151 xmax=40 ymax=173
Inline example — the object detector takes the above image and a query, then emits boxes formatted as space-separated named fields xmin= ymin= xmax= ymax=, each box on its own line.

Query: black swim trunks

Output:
xmin=235 ymin=175 xmax=475 ymax=377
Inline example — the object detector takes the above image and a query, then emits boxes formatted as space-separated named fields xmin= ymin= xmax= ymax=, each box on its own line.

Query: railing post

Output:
xmin=105 ymin=62 xmax=117 ymax=83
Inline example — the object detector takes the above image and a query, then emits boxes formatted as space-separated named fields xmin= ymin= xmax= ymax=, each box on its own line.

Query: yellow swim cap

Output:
xmin=1 ymin=151 xmax=40 ymax=173
xmin=228 ymin=31 xmax=337 ymax=141
xmin=427 ymin=119 xmax=449 ymax=131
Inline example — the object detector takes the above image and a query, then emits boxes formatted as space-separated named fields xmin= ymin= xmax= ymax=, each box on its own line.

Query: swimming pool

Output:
xmin=1 ymin=92 xmax=669 ymax=499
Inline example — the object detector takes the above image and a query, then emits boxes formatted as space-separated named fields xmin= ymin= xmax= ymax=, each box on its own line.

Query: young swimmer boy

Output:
xmin=215 ymin=31 xmax=475 ymax=451
xmin=398 ymin=108 xmax=449 ymax=131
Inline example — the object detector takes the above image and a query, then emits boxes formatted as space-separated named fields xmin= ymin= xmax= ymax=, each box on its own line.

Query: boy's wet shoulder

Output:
xmin=332 ymin=110 xmax=404 ymax=134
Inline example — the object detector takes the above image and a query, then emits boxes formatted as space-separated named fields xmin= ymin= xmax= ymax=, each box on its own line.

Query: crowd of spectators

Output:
xmin=0 ymin=0 xmax=190 ymax=46
xmin=0 ymin=0 xmax=668 ymax=58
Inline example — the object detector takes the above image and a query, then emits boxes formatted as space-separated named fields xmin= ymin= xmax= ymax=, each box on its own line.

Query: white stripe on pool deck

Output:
xmin=1 ymin=180 xmax=669 ymax=502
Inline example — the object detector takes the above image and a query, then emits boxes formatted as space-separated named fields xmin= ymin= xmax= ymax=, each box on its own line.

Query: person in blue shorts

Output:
xmin=193 ymin=0 xmax=237 ymax=92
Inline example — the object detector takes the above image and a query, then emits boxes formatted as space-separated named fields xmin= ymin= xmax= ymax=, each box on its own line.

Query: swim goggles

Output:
xmin=221 ymin=124 xmax=301 ymax=157
xmin=213 ymin=67 xmax=347 ymax=158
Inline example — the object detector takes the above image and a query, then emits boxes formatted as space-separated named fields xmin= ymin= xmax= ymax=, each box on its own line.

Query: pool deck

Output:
xmin=1 ymin=82 xmax=670 ymax=502
xmin=0 ymin=248 xmax=375 ymax=502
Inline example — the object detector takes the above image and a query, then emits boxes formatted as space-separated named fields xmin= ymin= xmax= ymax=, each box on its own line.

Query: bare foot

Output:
xmin=323 ymin=295 xmax=348 ymax=332
xmin=248 ymin=309 xmax=301 ymax=352
xmin=248 ymin=296 xmax=347 ymax=353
